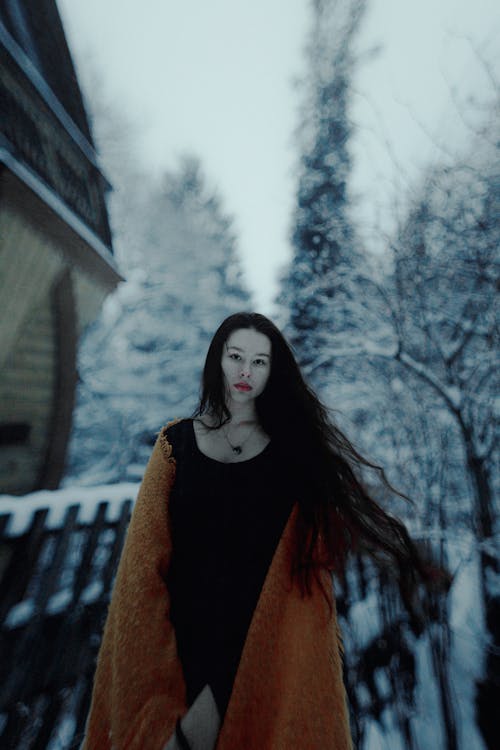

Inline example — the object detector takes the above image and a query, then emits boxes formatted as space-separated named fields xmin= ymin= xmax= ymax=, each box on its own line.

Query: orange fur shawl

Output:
xmin=82 ymin=424 xmax=353 ymax=749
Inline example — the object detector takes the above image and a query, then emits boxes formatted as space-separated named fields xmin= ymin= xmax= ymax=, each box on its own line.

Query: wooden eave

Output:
xmin=0 ymin=152 xmax=123 ymax=290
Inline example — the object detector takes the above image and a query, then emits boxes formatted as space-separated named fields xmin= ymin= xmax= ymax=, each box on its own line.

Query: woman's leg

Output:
xmin=163 ymin=684 xmax=220 ymax=750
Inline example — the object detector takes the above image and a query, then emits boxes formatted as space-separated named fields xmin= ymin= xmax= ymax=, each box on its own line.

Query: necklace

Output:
xmin=222 ymin=422 xmax=258 ymax=455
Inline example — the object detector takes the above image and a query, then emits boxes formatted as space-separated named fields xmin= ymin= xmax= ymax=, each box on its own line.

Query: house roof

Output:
xmin=0 ymin=0 xmax=93 ymax=146
xmin=0 ymin=0 xmax=117 ymax=256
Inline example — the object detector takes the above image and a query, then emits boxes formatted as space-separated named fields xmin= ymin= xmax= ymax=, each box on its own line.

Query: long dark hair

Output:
xmin=194 ymin=312 xmax=440 ymax=612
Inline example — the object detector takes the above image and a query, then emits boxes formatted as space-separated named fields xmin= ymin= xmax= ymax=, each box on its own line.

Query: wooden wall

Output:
xmin=0 ymin=289 xmax=55 ymax=494
xmin=1 ymin=8 xmax=122 ymax=495
xmin=0 ymin=177 xmax=118 ymax=495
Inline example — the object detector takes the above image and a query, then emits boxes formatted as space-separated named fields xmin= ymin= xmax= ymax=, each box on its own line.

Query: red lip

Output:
xmin=234 ymin=382 xmax=252 ymax=391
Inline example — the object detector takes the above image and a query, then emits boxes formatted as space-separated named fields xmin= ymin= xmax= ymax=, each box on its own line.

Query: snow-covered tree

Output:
xmin=327 ymin=104 xmax=499 ymax=748
xmin=385 ymin=119 xmax=499 ymax=540
xmin=65 ymin=140 xmax=250 ymax=484
xmin=279 ymin=8 xmax=499 ymax=738
xmin=279 ymin=0 xmax=367 ymax=377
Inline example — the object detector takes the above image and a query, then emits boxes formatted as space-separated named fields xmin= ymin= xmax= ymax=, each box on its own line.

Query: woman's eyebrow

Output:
xmin=227 ymin=345 xmax=270 ymax=357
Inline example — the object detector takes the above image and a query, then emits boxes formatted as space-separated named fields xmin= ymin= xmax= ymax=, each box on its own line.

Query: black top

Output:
xmin=165 ymin=419 xmax=296 ymax=717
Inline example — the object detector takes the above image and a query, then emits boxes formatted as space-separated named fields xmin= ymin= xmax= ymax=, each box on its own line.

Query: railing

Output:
xmin=0 ymin=497 xmax=134 ymax=749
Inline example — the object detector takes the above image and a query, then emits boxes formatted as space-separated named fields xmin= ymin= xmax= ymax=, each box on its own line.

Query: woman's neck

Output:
xmin=224 ymin=399 xmax=258 ymax=426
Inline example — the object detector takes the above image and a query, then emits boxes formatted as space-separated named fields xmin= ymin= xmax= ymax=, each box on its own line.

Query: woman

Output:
xmin=82 ymin=312 xmax=434 ymax=750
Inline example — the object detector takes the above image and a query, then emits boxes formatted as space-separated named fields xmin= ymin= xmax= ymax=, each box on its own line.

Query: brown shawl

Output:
xmin=82 ymin=424 xmax=353 ymax=749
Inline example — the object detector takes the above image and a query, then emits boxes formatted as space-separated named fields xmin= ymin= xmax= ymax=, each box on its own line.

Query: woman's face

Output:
xmin=221 ymin=328 xmax=272 ymax=404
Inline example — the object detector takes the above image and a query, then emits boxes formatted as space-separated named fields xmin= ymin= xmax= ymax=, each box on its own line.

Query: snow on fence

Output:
xmin=0 ymin=485 xmax=138 ymax=750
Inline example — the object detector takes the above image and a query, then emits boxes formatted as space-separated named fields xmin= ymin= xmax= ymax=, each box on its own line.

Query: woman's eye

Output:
xmin=254 ymin=359 xmax=266 ymax=366
xmin=229 ymin=353 xmax=241 ymax=360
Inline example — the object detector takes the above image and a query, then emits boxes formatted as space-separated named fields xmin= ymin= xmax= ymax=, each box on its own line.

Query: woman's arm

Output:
xmin=82 ymin=426 xmax=187 ymax=750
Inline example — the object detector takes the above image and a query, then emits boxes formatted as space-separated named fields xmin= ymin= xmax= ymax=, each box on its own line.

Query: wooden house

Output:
xmin=0 ymin=0 xmax=123 ymax=494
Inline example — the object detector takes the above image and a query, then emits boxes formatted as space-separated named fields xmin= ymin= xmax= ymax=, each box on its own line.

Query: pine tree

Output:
xmin=66 ymin=155 xmax=251 ymax=484
xmin=279 ymin=0 xmax=367 ymax=378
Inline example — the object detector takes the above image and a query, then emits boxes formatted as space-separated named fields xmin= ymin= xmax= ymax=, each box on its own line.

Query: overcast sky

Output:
xmin=57 ymin=0 xmax=498 ymax=313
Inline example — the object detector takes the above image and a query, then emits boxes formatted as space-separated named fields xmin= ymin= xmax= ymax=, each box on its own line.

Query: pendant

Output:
xmin=232 ymin=446 xmax=242 ymax=455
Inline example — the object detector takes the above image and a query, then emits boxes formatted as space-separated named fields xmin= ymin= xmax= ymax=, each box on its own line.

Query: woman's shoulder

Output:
xmin=162 ymin=417 xmax=189 ymax=432
xmin=158 ymin=418 xmax=193 ymax=456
